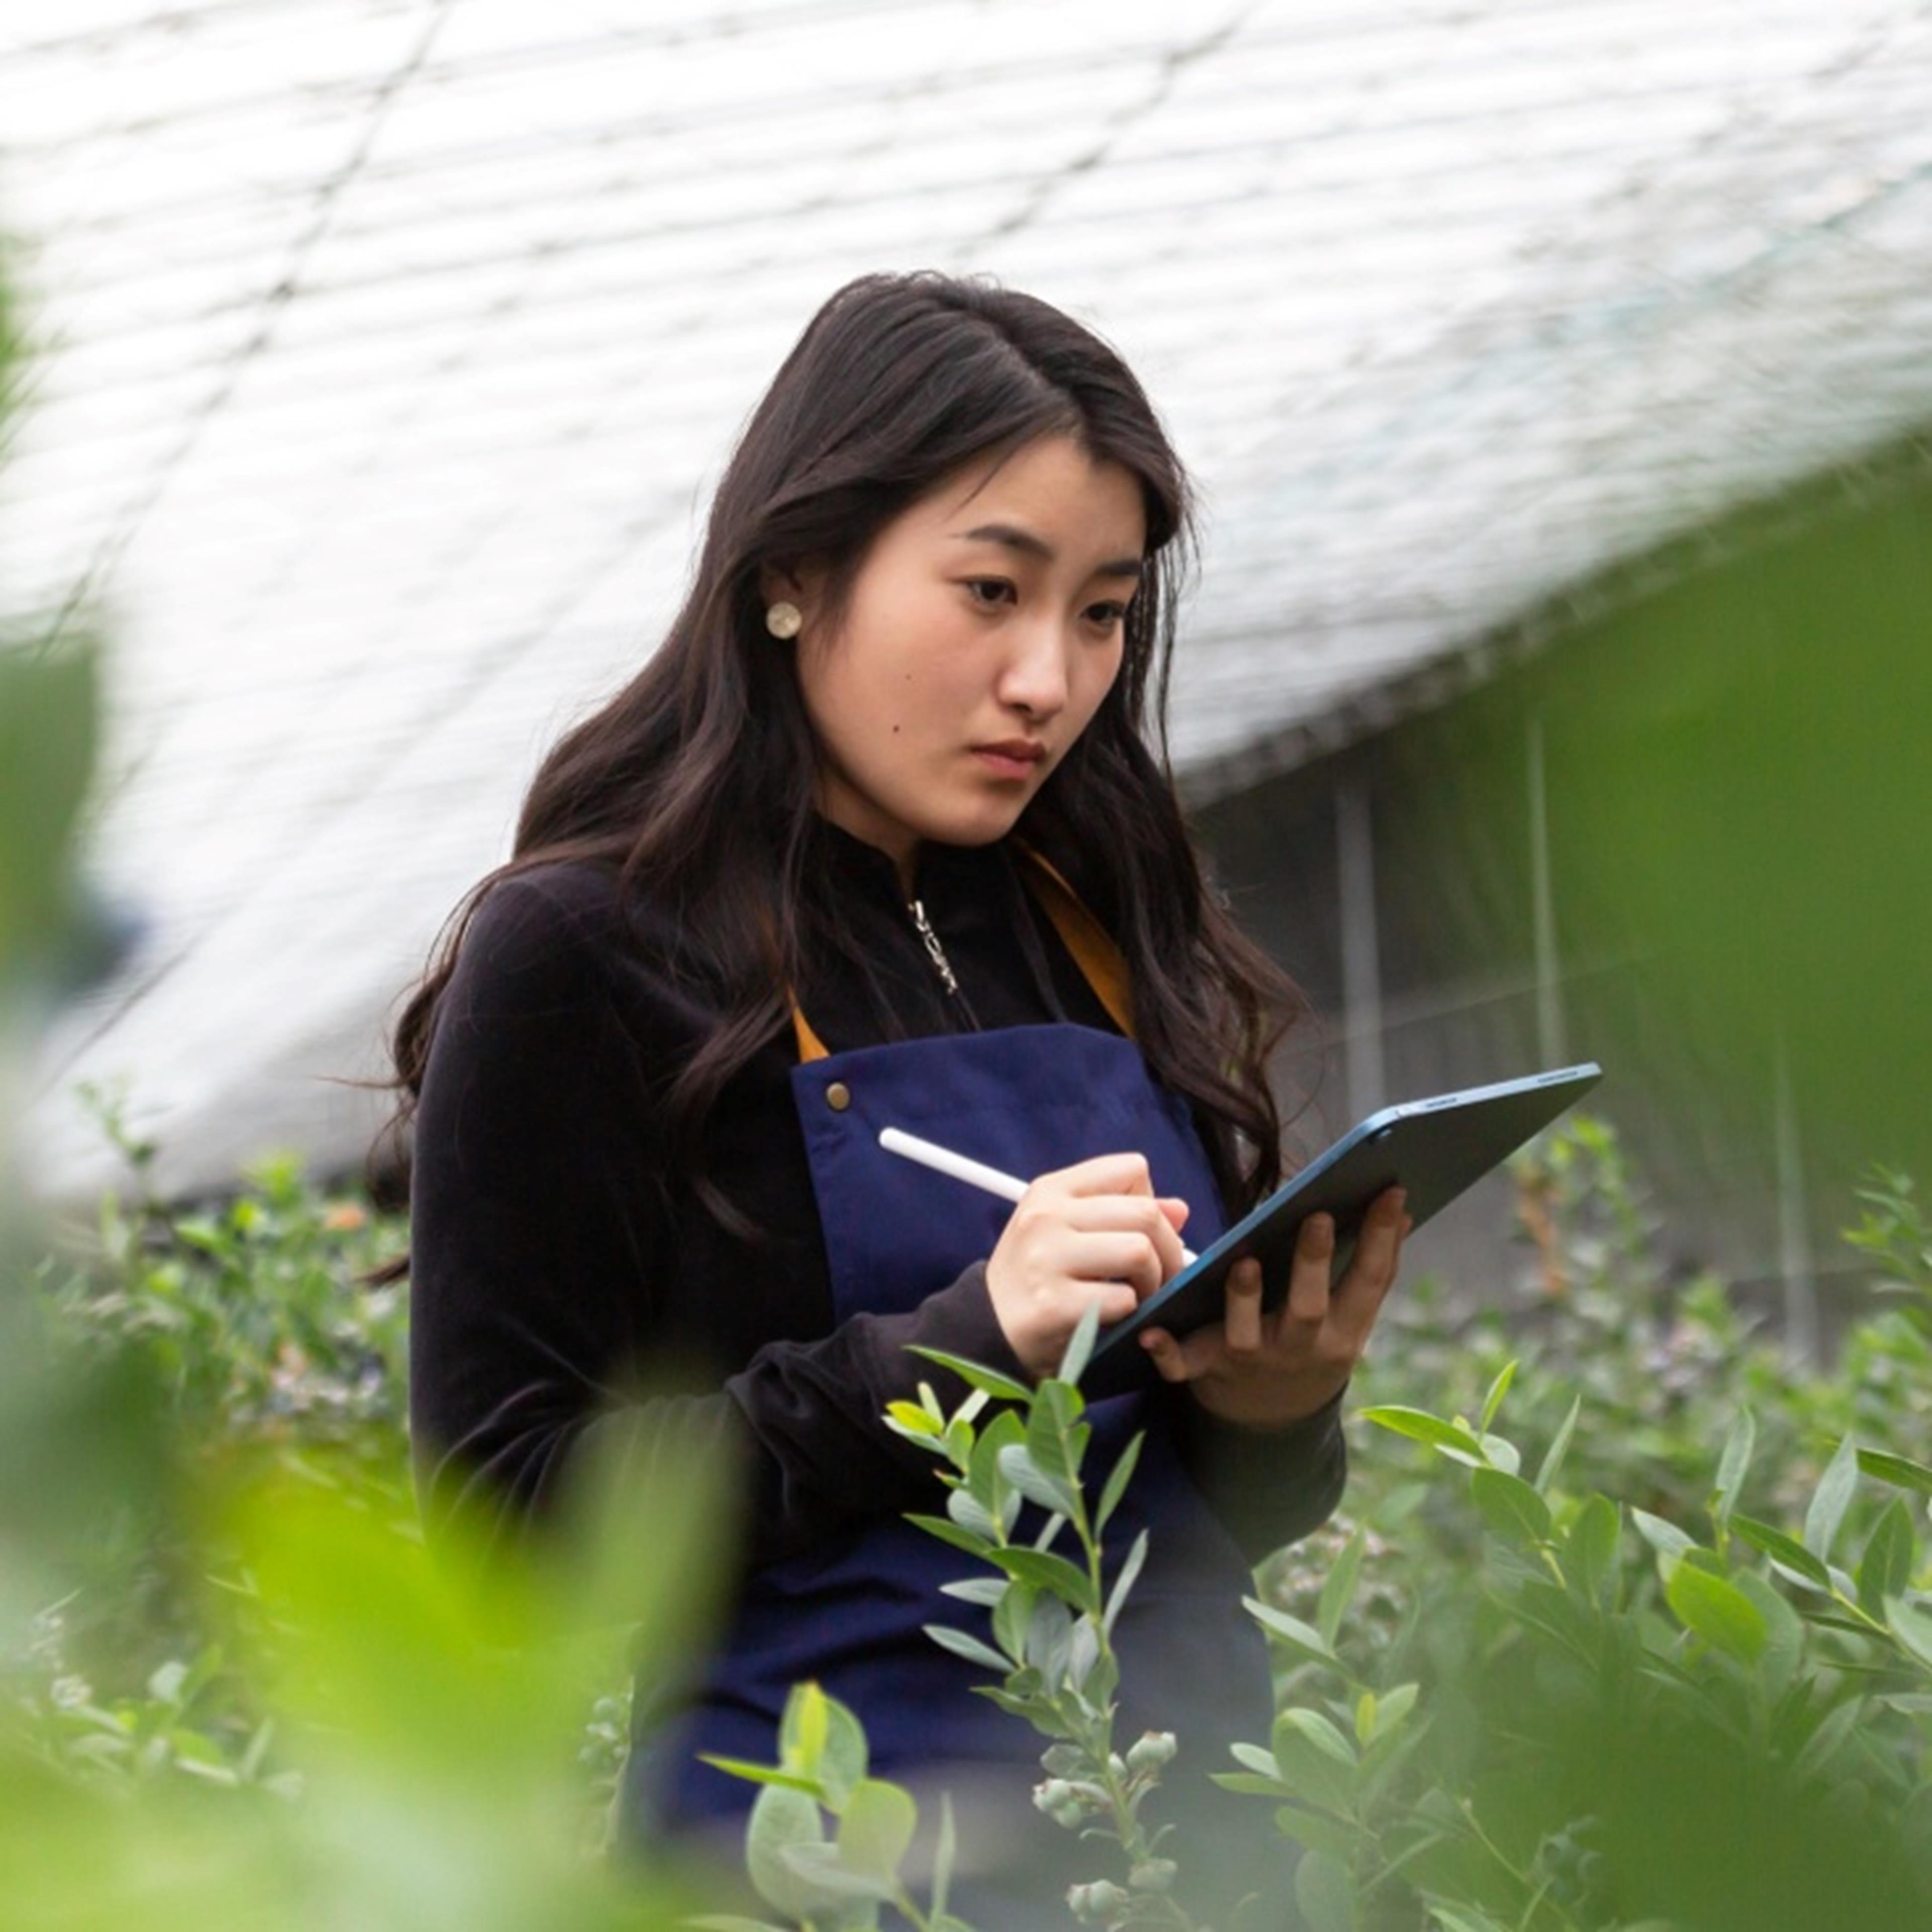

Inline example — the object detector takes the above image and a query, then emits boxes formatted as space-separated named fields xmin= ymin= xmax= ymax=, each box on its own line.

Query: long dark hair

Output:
xmin=385 ymin=271 xmax=1304 ymax=1234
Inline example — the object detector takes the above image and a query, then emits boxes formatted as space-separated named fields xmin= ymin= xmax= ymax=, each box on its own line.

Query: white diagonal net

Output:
xmin=5 ymin=0 xmax=1929 ymax=1193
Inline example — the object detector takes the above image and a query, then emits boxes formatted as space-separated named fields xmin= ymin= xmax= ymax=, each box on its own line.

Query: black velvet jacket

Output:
xmin=407 ymin=823 xmax=1345 ymax=1572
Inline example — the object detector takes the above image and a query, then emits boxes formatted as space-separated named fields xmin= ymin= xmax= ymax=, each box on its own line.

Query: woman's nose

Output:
xmin=997 ymin=619 xmax=1070 ymax=718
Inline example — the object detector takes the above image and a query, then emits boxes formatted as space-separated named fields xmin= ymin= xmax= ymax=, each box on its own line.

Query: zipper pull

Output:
xmin=906 ymin=898 xmax=960 ymax=998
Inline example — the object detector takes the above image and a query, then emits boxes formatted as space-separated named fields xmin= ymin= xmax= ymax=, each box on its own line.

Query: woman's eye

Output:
xmin=1085 ymin=601 xmax=1130 ymax=630
xmin=963 ymin=578 xmax=1014 ymax=608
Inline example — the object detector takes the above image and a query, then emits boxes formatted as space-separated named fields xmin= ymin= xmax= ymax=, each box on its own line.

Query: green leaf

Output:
xmin=1025 ymin=1380 xmax=1089 ymax=1504
xmin=1733 ymin=1570 xmax=1804 ymax=1699
xmin=1858 ymin=1498 xmax=1916 ymax=1621
xmin=780 ymin=1680 xmax=829 ymax=1777
xmin=1094 ymin=1429 xmax=1144 ymax=1537
xmin=1276 ymin=1706 xmax=1358 ymax=1767
xmin=922 ymin=1623 xmax=1011 ymax=1674
xmin=1506 ymin=1577 xmax=1601 ymax=1666
xmin=939 ymin=1576 xmax=1006 ymax=1608
xmin=1534 ymin=1393 xmax=1582 ymax=1496
xmin=1804 ymin=1433 xmax=1860 ymax=1562
xmin=1731 ymin=1514 xmax=1833 ymax=1590
xmin=1057 ymin=1300 xmax=1102 ymax=1386
xmin=989 ymin=1545 xmax=1098 ymax=1617
xmin=1859 ymin=1447 xmax=1932 ymax=1497
xmin=1470 ymin=1467 xmax=1552 ymax=1547
xmin=906 ymin=1347 xmax=1032 ymax=1405
xmin=837 ymin=1777 xmax=918 ymax=1883
xmin=1428 ymin=1907 xmax=1514 ymax=1932
xmin=1792 ymin=1695 xmax=1867 ymax=1785
xmin=1264 ymin=1728 xmax=1355 ymax=1814
xmin=1021 ymin=1592 xmax=1075 ymax=1687
xmin=1365 ymin=1681 xmax=1418 ymax=1740
xmin=886 ymin=1400 xmax=941 ymax=1436
xmin=1630 ymin=1509 xmax=1697 ymax=1562
xmin=1263 ymin=1803 xmax=1361 ymax=1860
xmin=775 ymin=1683 xmax=867 ymax=1809
xmin=1214 ymin=1771 xmax=1291 ymax=1796
xmin=1712 ymin=1406 xmax=1756 ymax=1533
xmin=932 ymin=1792 xmax=956 ymax=1924
xmin=777 ymin=1839 xmax=896 ymax=1906
xmin=698 ymin=1755 xmax=827 ymax=1800
xmin=816 ymin=1694 xmax=868 ymax=1811
xmin=1561 ymin=1493 xmax=1620 ymax=1606
xmin=1352 ymin=1688 xmax=1378 ymax=1747
xmin=965 ymin=1407 xmax=1023 ymax=1521
xmin=974 ymin=1683 xmax=1064 ymax=1737
xmin=1358 ymin=1405 xmax=1489 ymax=1465
xmin=1665 ymin=1561 xmax=1768 ymax=1664
xmin=998 ymin=1442 xmax=1080 ymax=1521
xmin=1884 ymin=1595 xmax=1932 ymax=1673
xmin=1245 ymin=1597 xmax=1344 ymax=1672
xmin=1103 ymin=1528 xmax=1148 ymax=1638
xmin=1478 ymin=1359 xmax=1518 ymax=1433
xmin=1294 ymin=1848 xmax=1357 ymax=1932
xmin=945 ymin=1485 xmax=999 ymax=1540
xmin=1229 ymin=1741 xmax=1280 ymax=1778
xmin=745 ymin=1783 xmax=829 ymax=1919
xmin=906 ymin=1512 xmax=994 ymax=1561
xmin=992 ymin=1578 xmax=1035 ymax=1661
xmin=1316 ymin=1524 xmax=1367 ymax=1648
xmin=687 ymin=1918 xmax=792 ymax=1931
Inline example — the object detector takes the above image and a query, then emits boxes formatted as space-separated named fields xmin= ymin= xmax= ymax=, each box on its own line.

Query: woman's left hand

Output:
xmin=1138 ymin=1187 xmax=1410 ymax=1429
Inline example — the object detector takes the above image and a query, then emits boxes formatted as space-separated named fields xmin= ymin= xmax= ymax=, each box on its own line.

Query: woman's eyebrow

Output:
xmin=951 ymin=522 xmax=1144 ymax=580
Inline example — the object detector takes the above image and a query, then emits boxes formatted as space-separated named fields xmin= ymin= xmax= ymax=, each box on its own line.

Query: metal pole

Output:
xmin=1528 ymin=714 xmax=1568 ymax=1067
xmin=1337 ymin=771 xmax=1385 ymax=1121
xmin=1775 ymin=1033 xmax=1820 ymax=1370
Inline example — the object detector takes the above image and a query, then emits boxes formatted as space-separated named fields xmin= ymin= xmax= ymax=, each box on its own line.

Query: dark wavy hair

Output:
xmin=383 ymin=271 xmax=1304 ymax=1240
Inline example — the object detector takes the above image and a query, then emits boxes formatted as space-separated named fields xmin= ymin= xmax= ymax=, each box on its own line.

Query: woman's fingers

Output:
xmin=1061 ymin=1192 xmax=1188 ymax=1287
xmin=1221 ymin=1255 xmax=1266 ymax=1353
xmin=1053 ymin=1151 xmax=1157 ymax=1198
xmin=986 ymin=1152 xmax=1194 ymax=1374
xmin=1284 ymin=1213 xmax=1338 ymax=1324
xmin=1331 ymin=1189 xmax=1408 ymax=1345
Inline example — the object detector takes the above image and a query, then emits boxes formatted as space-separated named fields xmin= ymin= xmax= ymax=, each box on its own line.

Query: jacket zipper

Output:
xmin=905 ymin=899 xmax=960 ymax=998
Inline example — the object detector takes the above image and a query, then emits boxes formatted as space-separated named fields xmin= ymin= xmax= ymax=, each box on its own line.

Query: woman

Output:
xmin=394 ymin=272 xmax=1406 ymax=1905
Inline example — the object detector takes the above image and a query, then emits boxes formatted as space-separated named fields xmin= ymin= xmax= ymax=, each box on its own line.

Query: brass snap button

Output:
xmin=826 ymin=1081 xmax=852 ymax=1112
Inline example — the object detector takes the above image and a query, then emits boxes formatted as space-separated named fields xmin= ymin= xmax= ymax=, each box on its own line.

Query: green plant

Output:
xmin=706 ymin=1308 xmax=1195 ymax=1930
xmin=1219 ymin=1365 xmax=1932 ymax=1931
xmin=696 ymin=1680 xmax=969 ymax=1932
xmin=1844 ymin=1166 xmax=1932 ymax=1308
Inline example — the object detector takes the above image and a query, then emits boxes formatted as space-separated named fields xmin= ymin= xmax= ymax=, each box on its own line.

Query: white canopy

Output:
xmin=6 ymin=0 xmax=1930 ymax=1195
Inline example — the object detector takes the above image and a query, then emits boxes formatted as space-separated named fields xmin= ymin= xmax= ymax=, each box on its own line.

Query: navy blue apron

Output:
xmin=627 ymin=867 xmax=1280 ymax=1906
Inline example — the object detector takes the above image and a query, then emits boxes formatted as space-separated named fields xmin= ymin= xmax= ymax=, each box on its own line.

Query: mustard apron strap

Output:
xmin=786 ymin=846 xmax=1135 ymax=1061
xmin=792 ymin=1002 xmax=831 ymax=1064
xmin=1015 ymin=846 xmax=1136 ymax=1041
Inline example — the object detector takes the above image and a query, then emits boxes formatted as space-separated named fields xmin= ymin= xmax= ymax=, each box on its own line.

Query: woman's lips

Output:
xmin=972 ymin=741 xmax=1048 ymax=779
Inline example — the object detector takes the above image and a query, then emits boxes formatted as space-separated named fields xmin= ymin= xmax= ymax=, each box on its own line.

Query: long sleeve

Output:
xmin=407 ymin=866 xmax=1027 ymax=1571
xmin=1168 ymin=1388 xmax=1348 ymax=1563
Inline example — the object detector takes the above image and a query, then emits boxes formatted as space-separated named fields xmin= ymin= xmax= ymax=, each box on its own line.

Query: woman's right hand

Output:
xmin=984 ymin=1152 xmax=1190 ymax=1379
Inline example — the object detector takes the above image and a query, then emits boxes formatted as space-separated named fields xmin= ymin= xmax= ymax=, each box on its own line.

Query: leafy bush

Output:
xmin=703 ymin=1123 xmax=1932 ymax=1930
xmin=7 ymin=1098 xmax=411 ymax=1795
xmin=10 ymin=1078 xmax=1932 ymax=1931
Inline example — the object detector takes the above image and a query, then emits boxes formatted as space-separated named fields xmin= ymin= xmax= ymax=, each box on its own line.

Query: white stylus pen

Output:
xmin=877 ymin=1125 xmax=1197 ymax=1266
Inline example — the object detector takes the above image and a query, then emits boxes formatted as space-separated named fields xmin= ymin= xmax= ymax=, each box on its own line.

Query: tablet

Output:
xmin=1082 ymin=1062 xmax=1603 ymax=1398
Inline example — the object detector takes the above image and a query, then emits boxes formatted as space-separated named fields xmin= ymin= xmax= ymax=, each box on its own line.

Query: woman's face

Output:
xmin=785 ymin=433 xmax=1146 ymax=884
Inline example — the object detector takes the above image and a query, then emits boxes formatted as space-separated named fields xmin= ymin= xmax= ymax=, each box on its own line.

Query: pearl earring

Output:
xmin=765 ymin=601 xmax=803 ymax=640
